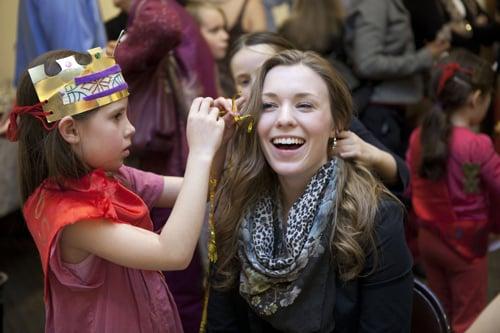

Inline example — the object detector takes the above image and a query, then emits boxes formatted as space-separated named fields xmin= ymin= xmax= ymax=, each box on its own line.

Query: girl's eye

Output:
xmin=238 ymin=79 xmax=250 ymax=87
xmin=114 ymin=112 xmax=123 ymax=120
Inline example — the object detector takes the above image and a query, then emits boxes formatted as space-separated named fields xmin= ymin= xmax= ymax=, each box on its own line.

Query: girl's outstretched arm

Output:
xmin=60 ymin=98 xmax=225 ymax=271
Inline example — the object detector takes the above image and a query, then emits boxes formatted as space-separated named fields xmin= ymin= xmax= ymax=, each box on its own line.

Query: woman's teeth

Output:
xmin=272 ymin=137 xmax=305 ymax=150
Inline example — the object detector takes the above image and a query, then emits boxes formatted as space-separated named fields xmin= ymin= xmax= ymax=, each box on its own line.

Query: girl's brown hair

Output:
xmin=214 ymin=50 xmax=393 ymax=289
xmin=16 ymin=50 xmax=95 ymax=202
xmin=186 ymin=0 xmax=227 ymax=28
xmin=228 ymin=32 xmax=296 ymax=67
xmin=419 ymin=49 xmax=495 ymax=180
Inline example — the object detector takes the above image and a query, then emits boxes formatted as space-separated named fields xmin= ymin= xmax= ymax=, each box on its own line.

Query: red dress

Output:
xmin=24 ymin=168 xmax=183 ymax=332
xmin=407 ymin=126 xmax=500 ymax=332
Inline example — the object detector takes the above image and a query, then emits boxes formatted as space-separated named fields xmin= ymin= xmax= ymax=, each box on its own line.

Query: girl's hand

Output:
xmin=213 ymin=96 xmax=247 ymax=144
xmin=186 ymin=97 xmax=225 ymax=159
xmin=213 ymin=97 xmax=237 ymax=144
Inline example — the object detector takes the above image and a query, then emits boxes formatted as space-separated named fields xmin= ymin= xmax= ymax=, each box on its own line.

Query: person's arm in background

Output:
xmin=466 ymin=294 xmax=500 ymax=333
xmin=114 ymin=0 xmax=182 ymax=75
xmin=243 ymin=0 xmax=268 ymax=32
xmin=402 ymin=0 xmax=447 ymax=48
xmin=341 ymin=118 xmax=409 ymax=192
xmin=350 ymin=0 xmax=446 ymax=80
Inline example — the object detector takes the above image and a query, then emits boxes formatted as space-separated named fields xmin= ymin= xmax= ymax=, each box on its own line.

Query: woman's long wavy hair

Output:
xmin=419 ymin=49 xmax=494 ymax=180
xmin=16 ymin=50 xmax=96 ymax=202
xmin=214 ymin=50 xmax=393 ymax=289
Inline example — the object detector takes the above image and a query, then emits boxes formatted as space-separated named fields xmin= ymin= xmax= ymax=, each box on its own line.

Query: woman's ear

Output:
xmin=330 ymin=127 xmax=338 ymax=139
xmin=58 ymin=116 xmax=80 ymax=144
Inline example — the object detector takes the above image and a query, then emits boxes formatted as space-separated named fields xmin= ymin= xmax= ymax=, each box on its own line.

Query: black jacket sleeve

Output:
xmin=357 ymin=199 xmax=414 ymax=332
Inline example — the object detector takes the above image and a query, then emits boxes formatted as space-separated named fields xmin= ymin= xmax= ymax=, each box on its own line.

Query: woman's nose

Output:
xmin=276 ymin=104 xmax=296 ymax=127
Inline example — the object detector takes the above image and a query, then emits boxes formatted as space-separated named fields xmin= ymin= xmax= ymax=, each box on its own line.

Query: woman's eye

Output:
xmin=114 ymin=112 xmax=123 ymax=120
xmin=297 ymin=103 xmax=313 ymax=110
xmin=262 ymin=102 xmax=276 ymax=111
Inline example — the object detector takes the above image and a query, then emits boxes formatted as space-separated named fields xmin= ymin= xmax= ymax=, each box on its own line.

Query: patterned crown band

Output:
xmin=28 ymin=47 xmax=129 ymax=123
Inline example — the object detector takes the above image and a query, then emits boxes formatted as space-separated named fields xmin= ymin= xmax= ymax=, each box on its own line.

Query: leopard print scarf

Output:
xmin=238 ymin=159 xmax=337 ymax=317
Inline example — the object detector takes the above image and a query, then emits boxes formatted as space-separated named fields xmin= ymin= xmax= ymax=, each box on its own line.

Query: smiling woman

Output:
xmin=207 ymin=50 xmax=414 ymax=332
xmin=258 ymin=64 xmax=335 ymax=194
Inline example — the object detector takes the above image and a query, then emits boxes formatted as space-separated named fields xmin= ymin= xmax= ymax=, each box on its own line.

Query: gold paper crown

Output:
xmin=28 ymin=47 xmax=129 ymax=123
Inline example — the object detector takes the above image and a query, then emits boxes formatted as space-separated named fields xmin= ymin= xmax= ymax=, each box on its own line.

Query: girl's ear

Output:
xmin=469 ymin=90 xmax=482 ymax=109
xmin=58 ymin=116 xmax=80 ymax=144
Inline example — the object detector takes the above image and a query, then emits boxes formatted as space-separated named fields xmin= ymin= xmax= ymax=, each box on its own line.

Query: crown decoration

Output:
xmin=28 ymin=47 xmax=129 ymax=123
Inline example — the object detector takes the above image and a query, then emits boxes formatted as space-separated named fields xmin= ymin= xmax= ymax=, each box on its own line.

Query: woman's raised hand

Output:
xmin=186 ymin=97 xmax=225 ymax=159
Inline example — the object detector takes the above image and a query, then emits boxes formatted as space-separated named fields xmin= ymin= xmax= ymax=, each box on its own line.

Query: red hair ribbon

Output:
xmin=6 ymin=101 xmax=56 ymax=142
xmin=436 ymin=62 xmax=473 ymax=96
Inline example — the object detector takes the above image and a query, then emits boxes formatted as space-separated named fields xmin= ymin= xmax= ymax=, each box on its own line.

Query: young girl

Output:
xmin=7 ymin=48 xmax=231 ymax=332
xmin=406 ymin=49 xmax=497 ymax=333
xmin=208 ymin=50 xmax=413 ymax=332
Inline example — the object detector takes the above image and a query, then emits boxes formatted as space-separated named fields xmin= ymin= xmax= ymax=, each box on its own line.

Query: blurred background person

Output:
xmin=407 ymin=50 xmax=497 ymax=333
xmin=207 ymin=0 xmax=267 ymax=96
xmin=344 ymin=0 xmax=449 ymax=157
xmin=403 ymin=0 xmax=500 ymax=54
xmin=14 ymin=0 xmax=106 ymax=86
xmin=187 ymin=1 xmax=229 ymax=95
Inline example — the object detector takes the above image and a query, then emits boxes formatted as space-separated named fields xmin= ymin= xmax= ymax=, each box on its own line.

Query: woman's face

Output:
xmin=230 ymin=44 xmax=277 ymax=98
xmin=257 ymin=64 xmax=334 ymax=183
xmin=199 ymin=8 xmax=229 ymax=60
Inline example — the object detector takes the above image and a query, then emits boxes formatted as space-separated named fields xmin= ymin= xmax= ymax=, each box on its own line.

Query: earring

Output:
xmin=331 ymin=137 xmax=337 ymax=150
